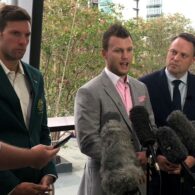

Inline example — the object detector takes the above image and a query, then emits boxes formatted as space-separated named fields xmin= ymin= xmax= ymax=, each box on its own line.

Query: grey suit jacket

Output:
xmin=74 ymin=70 xmax=154 ymax=195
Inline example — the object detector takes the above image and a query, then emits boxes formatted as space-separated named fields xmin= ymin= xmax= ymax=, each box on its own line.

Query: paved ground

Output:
xmin=54 ymin=137 xmax=87 ymax=195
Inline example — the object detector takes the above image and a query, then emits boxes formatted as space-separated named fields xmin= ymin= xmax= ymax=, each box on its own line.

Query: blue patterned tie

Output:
xmin=172 ymin=80 xmax=182 ymax=110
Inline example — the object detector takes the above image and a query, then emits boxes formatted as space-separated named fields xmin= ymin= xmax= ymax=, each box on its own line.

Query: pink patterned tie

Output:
xmin=116 ymin=78 xmax=132 ymax=114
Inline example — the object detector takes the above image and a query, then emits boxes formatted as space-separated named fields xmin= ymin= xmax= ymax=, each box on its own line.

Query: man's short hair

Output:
xmin=0 ymin=4 xmax=31 ymax=32
xmin=102 ymin=23 xmax=132 ymax=51
xmin=172 ymin=33 xmax=195 ymax=56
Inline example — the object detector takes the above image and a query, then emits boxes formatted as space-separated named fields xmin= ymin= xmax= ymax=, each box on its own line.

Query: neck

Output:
xmin=1 ymin=59 xmax=19 ymax=72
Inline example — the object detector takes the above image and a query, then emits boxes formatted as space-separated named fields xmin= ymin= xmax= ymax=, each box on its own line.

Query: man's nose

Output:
xmin=18 ymin=35 xmax=29 ymax=45
xmin=121 ymin=51 xmax=129 ymax=59
xmin=173 ymin=53 xmax=181 ymax=61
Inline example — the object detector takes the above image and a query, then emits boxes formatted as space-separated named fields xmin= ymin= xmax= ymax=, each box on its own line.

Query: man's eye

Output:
xmin=115 ymin=49 xmax=122 ymax=53
xmin=181 ymin=54 xmax=188 ymax=59
xmin=127 ymin=48 xmax=133 ymax=52
xmin=170 ymin=50 xmax=177 ymax=55
xmin=12 ymin=32 xmax=21 ymax=37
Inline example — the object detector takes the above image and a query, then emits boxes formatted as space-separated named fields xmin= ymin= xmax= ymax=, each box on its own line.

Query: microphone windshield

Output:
xmin=130 ymin=106 xmax=155 ymax=147
xmin=102 ymin=112 xmax=121 ymax=127
xmin=100 ymin=112 xmax=144 ymax=194
xmin=156 ymin=126 xmax=188 ymax=164
xmin=167 ymin=110 xmax=195 ymax=156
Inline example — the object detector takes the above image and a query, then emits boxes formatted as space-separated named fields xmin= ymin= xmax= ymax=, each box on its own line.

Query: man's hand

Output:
xmin=30 ymin=145 xmax=59 ymax=169
xmin=39 ymin=175 xmax=55 ymax=187
xmin=157 ymin=155 xmax=180 ymax=174
xmin=136 ymin=151 xmax=147 ymax=167
xmin=11 ymin=182 xmax=51 ymax=195
xmin=184 ymin=155 xmax=195 ymax=168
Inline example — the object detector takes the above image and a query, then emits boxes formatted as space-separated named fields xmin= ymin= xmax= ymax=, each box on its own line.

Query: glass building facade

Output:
xmin=146 ymin=0 xmax=162 ymax=18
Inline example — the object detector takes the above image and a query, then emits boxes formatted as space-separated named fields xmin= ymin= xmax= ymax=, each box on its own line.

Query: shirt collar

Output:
xmin=165 ymin=67 xmax=187 ymax=85
xmin=105 ymin=67 xmax=129 ymax=86
xmin=0 ymin=60 xmax=25 ymax=75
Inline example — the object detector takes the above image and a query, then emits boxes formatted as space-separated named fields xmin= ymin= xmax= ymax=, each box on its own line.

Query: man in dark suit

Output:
xmin=140 ymin=33 xmax=195 ymax=195
xmin=75 ymin=23 xmax=155 ymax=195
xmin=0 ymin=5 xmax=57 ymax=195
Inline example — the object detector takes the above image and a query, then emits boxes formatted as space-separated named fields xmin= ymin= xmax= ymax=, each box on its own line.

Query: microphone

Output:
xmin=101 ymin=112 xmax=121 ymax=127
xmin=100 ymin=112 xmax=144 ymax=195
xmin=156 ymin=126 xmax=188 ymax=164
xmin=130 ymin=106 xmax=159 ymax=172
xmin=156 ymin=126 xmax=195 ymax=183
xmin=167 ymin=110 xmax=195 ymax=156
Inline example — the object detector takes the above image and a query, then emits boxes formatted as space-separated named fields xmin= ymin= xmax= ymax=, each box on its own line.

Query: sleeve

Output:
xmin=39 ymin=75 xmax=57 ymax=178
xmin=0 ymin=170 xmax=20 ymax=195
xmin=74 ymin=87 xmax=102 ymax=160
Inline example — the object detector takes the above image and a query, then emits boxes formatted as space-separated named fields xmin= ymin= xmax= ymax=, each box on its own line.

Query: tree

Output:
xmin=41 ymin=0 xmax=195 ymax=118
xmin=41 ymin=0 xmax=117 ymax=117
xmin=128 ymin=14 xmax=195 ymax=77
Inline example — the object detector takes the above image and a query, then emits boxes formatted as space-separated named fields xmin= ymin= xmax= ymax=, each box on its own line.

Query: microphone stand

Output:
xmin=145 ymin=146 xmax=161 ymax=195
xmin=146 ymin=156 xmax=151 ymax=195
xmin=180 ymin=162 xmax=195 ymax=195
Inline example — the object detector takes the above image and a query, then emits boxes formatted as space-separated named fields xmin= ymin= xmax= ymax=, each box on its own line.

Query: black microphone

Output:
xmin=156 ymin=126 xmax=188 ymax=164
xmin=167 ymin=110 xmax=195 ymax=156
xmin=100 ymin=112 xmax=144 ymax=195
xmin=156 ymin=126 xmax=195 ymax=183
xmin=130 ymin=105 xmax=159 ymax=172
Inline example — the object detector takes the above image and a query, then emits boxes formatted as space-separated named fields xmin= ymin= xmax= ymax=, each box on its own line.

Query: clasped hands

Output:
xmin=157 ymin=155 xmax=195 ymax=174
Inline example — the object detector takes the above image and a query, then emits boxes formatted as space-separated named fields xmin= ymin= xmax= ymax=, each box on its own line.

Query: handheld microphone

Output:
xmin=156 ymin=126 xmax=195 ymax=183
xmin=167 ymin=110 xmax=195 ymax=156
xmin=130 ymin=106 xmax=159 ymax=172
xmin=100 ymin=112 xmax=144 ymax=195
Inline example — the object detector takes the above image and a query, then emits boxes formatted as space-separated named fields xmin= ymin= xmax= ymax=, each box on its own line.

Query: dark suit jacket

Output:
xmin=140 ymin=68 xmax=195 ymax=195
xmin=0 ymin=62 xmax=57 ymax=194
xmin=139 ymin=68 xmax=195 ymax=127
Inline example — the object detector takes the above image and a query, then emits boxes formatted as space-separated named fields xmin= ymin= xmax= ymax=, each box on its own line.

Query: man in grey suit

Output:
xmin=74 ymin=24 xmax=155 ymax=195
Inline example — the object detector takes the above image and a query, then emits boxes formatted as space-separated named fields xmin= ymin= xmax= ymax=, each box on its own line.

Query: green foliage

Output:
xmin=41 ymin=0 xmax=115 ymax=116
xmin=125 ymin=14 xmax=195 ymax=77
xmin=41 ymin=0 xmax=195 ymax=117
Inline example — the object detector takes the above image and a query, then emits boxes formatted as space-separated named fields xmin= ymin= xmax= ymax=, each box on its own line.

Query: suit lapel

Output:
xmin=100 ymin=71 xmax=132 ymax=129
xmin=159 ymin=69 xmax=173 ymax=107
xmin=128 ymin=76 xmax=138 ymax=105
xmin=0 ymin=66 xmax=24 ymax=122
xmin=22 ymin=62 xmax=38 ymax=98
xmin=184 ymin=72 xmax=195 ymax=111
xmin=22 ymin=63 xmax=39 ymax=130
xmin=101 ymin=71 xmax=141 ymax=150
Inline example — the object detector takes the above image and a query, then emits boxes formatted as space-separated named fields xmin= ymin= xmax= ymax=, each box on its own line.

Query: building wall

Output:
xmin=146 ymin=0 xmax=162 ymax=18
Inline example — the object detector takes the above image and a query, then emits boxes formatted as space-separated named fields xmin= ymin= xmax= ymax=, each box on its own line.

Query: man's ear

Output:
xmin=0 ymin=31 xmax=3 ymax=38
xmin=102 ymin=49 xmax=106 ymax=58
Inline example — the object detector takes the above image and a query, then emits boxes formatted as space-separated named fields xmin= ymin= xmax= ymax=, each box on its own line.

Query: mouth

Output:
xmin=15 ymin=49 xmax=26 ymax=54
xmin=120 ymin=62 xmax=129 ymax=67
xmin=169 ymin=63 xmax=178 ymax=68
xmin=17 ymin=48 xmax=25 ymax=52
